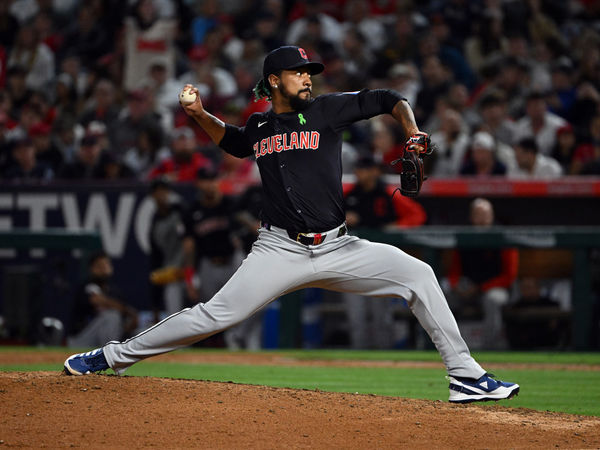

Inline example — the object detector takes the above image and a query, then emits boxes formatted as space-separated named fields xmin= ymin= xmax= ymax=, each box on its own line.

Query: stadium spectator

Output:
xmin=369 ymin=10 xmax=419 ymax=78
xmin=340 ymin=0 xmax=385 ymax=52
xmin=27 ymin=88 xmax=56 ymax=127
xmin=508 ymin=136 xmax=563 ymax=179
xmin=189 ymin=0 xmax=222 ymax=46
xmin=58 ymin=54 xmax=88 ymax=99
xmin=386 ymin=62 xmax=420 ymax=107
xmin=7 ymin=23 xmax=55 ymax=91
xmin=123 ymin=0 xmax=177 ymax=92
xmin=435 ymin=0 xmax=481 ymax=48
xmin=571 ymin=81 xmax=600 ymax=133
xmin=29 ymin=121 xmax=63 ymax=172
xmin=58 ymin=3 xmax=111 ymax=68
xmin=178 ymin=44 xmax=238 ymax=112
xmin=54 ymin=73 xmax=79 ymax=120
xmin=285 ymin=0 xmax=343 ymax=49
xmin=369 ymin=119 xmax=404 ymax=169
xmin=459 ymin=131 xmax=508 ymax=176
xmin=463 ymin=9 xmax=508 ymax=77
xmin=337 ymin=27 xmax=374 ymax=86
xmin=144 ymin=57 xmax=182 ymax=113
xmin=414 ymin=55 xmax=453 ymax=126
xmin=101 ymin=151 xmax=136 ymax=180
xmin=476 ymin=90 xmax=518 ymax=148
xmin=572 ymin=115 xmax=600 ymax=175
xmin=422 ymin=83 xmax=476 ymax=136
xmin=492 ymin=56 xmax=530 ymax=119
xmin=32 ymin=11 xmax=62 ymax=54
xmin=514 ymin=91 xmax=568 ymax=156
xmin=112 ymin=89 xmax=164 ymax=155
xmin=3 ymin=136 xmax=53 ymax=182
xmin=57 ymin=133 xmax=114 ymax=180
xmin=294 ymin=16 xmax=338 ymax=71
xmin=12 ymin=103 xmax=43 ymax=143
xmin=51 ymin=115 xmax=77 ymax=165
xmin=573 ymin=114 xmax=600 ymax=175
xmin=4 ymin=65 xmax=30 ymax=117
xmin=218 ymin=151 xmax=260 ymax=194
xmin=253 ymin=10 xmax=286 ymax=52
xmin=418 ymin=21 xmax=476 ymax=90
xmin=547 ymin=57 xmax=577 ymax=122
xmin=147 ymin=126 xmax=210 ymax=182
xmin=123 ymin=125 xmax=170 ymax=179
xmin=79 ymin=79 xmax=120 ymax=132
xmin=85 ymin=121 xmax=112 ymax=156
xmin=551 ymin=124 xmax=578 ymax=175
xmin=429 ymin=109 xmax=470 ymax=177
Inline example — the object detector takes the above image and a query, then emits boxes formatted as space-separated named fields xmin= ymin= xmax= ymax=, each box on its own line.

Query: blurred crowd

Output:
xmin=1 ymin=0 xmax=600 ymax=185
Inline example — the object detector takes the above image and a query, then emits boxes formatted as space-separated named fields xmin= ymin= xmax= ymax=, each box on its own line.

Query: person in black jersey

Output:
xmin=65 ymin=46 xmax=519 ymax=405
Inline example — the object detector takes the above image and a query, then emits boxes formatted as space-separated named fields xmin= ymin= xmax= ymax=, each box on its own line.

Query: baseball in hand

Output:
xmin=179 ymin=88 xmax=197 ymax=105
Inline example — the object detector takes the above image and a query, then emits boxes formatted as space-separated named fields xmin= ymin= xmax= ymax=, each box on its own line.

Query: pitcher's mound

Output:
xmin=1 ymin=371 xmax=599 ymax=448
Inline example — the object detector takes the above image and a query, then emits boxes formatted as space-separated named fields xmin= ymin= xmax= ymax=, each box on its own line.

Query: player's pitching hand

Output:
xmin=179 ymin=84 xmax=204 ymax=116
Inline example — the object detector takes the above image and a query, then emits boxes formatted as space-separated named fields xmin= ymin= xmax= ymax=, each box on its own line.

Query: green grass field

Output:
xmin=1 ymin=348 xmax=599 ymax=416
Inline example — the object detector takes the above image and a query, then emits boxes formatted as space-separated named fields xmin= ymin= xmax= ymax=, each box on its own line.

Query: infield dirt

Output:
xmin=1 ymin=352 xmax=599 ymax=449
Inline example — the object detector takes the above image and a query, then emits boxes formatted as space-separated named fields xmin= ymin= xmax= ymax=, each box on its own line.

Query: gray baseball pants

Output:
xmin=104 ymin=225 xmax=485 ymax=378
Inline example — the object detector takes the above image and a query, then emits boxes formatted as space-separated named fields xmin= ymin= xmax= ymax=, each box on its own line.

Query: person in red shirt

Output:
xmin=446 ymin=197 xmax=518 ymax=349
xmin=344 ymin=154 xmax=426 ymax=228
xmin=147 ymin=126 xmax=211 ymax=182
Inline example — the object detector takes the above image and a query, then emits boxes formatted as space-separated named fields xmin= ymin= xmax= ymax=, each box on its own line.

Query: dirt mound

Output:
xmin=1 ymin=371 xmax=599 ymax=449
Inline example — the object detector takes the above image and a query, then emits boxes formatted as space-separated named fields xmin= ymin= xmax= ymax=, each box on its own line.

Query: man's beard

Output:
xmin=280 ymin=81 xmax=312 ymax=111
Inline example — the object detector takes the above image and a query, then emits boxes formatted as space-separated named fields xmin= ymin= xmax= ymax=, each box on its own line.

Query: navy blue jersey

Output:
xmin=219 ymin=89 xmax=404 ymax=233
xmin=183 ymin=196 xmax=238 ymax=259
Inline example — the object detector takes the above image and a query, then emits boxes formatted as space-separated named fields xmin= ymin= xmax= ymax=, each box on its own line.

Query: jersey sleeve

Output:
xmin=320 ymin=89 xmax=406 ymax=132
xmin=218 ymin=124 xmax=254 ymax=158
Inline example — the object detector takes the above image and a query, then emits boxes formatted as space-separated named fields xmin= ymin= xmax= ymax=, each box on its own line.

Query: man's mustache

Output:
xmin=299 ymin=88 xmax=312 ymax=94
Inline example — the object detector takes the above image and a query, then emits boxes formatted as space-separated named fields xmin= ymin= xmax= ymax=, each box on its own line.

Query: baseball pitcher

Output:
xmin=65 ymin=46 xmax=519 ymax=403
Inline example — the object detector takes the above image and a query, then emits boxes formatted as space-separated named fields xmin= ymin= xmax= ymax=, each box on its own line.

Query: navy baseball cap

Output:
xmin=262 ymin=46 xmax=324 ymax=81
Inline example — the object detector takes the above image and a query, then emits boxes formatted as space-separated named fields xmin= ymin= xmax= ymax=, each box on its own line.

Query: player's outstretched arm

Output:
xmin=391 ymin=99 xmax=420 ymax=138
xmin=179 ymin=84 xmax=226 ymax=145
xmin=389 ymin=99 xmax=432 ymax=198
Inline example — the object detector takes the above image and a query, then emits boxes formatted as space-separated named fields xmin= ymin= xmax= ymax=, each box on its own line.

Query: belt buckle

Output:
xmin=297 ymin=232 xmax=324 ymax=245
xmin=296 ymin=232 xmax=310 ymax=243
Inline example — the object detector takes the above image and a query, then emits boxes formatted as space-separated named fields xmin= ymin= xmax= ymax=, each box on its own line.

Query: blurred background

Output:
xmin=0 ymin=0 xmax=599 ymax=352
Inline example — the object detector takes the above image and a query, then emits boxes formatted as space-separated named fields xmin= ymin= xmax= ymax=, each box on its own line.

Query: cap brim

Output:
xmin=286 ymin=61 xmax=324 ymax=75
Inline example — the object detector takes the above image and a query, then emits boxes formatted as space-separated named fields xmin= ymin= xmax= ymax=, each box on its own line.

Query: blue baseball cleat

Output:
xmin=64 ymin=348 xmax=109 ymax=376
xmin=448 ymin=373 xmax=520 ymax=403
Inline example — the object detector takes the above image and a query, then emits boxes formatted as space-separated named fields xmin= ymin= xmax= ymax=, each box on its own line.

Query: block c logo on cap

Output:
xmin=298 ymin=47 xmax=308 ymax=59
